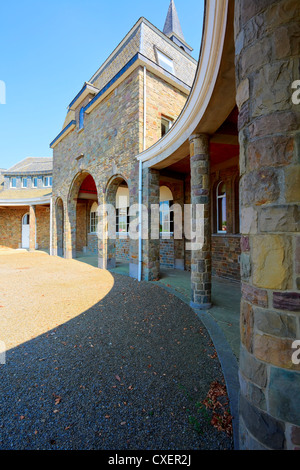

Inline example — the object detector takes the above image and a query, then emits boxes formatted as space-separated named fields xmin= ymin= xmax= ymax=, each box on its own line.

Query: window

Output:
xmin=22 ymin=178 xmax=27 ymax=188
xmin=160 ymin=201 xmax=174 ymax=233
xmin=10 ymin=177 xmax=17 ymax=188
xmin=217 ymin=181 xmax=227 ymax=233
xmin=33 ymin=177 xmax=38 ymax=188
xmin=22 ymin=213 xmax=30 ymax=225
xmin=160 ymin=186 xmax=174 ymax=234
xmin=79 ymin=107 xmax=85 ymax=130
xmin=116 ymin=186 xmax=129 ymax=233
xmin=90 ymin=202 xmax=98 ymax=233
xmin=161 ymin=117 xmax=173 ymax=137
xmin=156 ymin=49 xmax=174 ymax=74
xmin=116 ymin=207 xmax=129 ymax=233
xmin=44 ymin=176 xmax=52 ymax=187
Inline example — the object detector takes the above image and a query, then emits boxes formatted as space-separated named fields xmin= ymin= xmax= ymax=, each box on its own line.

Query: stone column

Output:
xmin=64 ymin=201 xmax=74 ymax=259
xmin=189 ymin=133 xmax=212 ymax=310
xmin=235 ymin=0 xmax=300 ymax=450
xmin=142 ymin=167 xmax=160 ymax=281
xmin=29 ymin=205 xmax=36 ymax=251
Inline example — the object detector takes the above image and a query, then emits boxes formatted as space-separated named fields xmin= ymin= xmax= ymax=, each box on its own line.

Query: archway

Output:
xmin=105 ymin=176 xmax=129 ymax=272
xmin=67 ymin=171 xmax=99 ymax=261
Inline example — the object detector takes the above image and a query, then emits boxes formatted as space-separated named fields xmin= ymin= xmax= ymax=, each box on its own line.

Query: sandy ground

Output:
xmin=0 ymin=251 xmax=114 ymax=350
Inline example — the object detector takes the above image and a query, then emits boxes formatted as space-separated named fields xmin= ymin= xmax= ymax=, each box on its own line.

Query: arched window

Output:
xmin=160 ymin=186 xmax=174 ymax=234
xmin=90 ymin=202 xmax=98 ymax=233
xmin=217 ymin=181 xmax=227 ymax=233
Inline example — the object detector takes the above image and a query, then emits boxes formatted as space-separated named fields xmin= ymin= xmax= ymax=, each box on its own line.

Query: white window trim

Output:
xmin=43 ymin=176 xmax=52 ymax=187
xmin=10 ymin=177 xmax=17 ymax=188
xmin=155 ymin=48 xmax=175 ymax=75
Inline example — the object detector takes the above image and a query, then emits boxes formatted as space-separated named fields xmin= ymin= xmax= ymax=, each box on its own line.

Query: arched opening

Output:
xmin=67 ymin=171 xmax=99 ymax=264
xmin=56 ymin=198 xmax=64 ymax=257
xmin=21 ymin=213 xmax=30 ymax=249
xmin=159 ymin=185 xmax=175 ymax=270
xmin=105 ymin=176 xmax=130 ymax=274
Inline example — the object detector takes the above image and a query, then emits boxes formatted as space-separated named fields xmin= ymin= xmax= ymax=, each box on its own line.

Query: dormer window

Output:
xmin=44 ymin=176 xmax=52 ymax=187
xmin=22 ymin=178 xmax=27 ymax=188
xmin=156 ymin=49 xmax=174 ymax=74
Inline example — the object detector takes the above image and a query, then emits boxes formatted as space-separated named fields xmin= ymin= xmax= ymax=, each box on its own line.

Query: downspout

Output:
xmin=138 ymin=65 xmax=146 ymax=282
xmin=50 ymin=197 xmax=53 ymax=256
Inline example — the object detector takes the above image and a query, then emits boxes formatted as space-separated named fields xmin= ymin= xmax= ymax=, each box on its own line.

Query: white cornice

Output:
xmin=137 ymin=0 xmax=229 ymax=168
xmin=0 ymin=197 xmax=51 ymax=206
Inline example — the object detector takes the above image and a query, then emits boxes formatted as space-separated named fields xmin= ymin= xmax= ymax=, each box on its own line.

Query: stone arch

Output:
xmin=104 ymin=174 xmax=130 ymax=270
xmin=66 ymin=170 xmax=99 ymax=260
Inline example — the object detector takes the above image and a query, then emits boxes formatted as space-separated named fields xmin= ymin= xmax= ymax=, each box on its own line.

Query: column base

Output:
xmin=190 ymin=300 xmax=212 ymax=311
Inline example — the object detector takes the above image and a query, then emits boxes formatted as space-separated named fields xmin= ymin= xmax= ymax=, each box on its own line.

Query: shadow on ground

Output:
xmin=0 ymin=273 xmax=233 ymax=450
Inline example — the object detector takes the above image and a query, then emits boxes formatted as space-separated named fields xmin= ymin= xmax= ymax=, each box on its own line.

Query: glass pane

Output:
xmin=218 ymin=182 xmax=226 ymax=196
xmin=218 ymin=196 xmax=227 ymax=232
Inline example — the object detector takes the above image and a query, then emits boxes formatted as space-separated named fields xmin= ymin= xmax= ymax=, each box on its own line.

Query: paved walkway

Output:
xmin=0 ymin=251 xmax=233 ymax=450
xmin=76 ymin=255 xmax=241 ymax=360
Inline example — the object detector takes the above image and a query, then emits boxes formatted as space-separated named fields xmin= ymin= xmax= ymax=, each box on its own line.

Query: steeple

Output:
xmin=163 ymin=0 xmax=193 ymax=54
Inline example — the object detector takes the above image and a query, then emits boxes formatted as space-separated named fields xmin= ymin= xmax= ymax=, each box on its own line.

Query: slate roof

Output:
xmin=5 ymin=157 xmax=53 ymax=175
xmin=163 ymin=0 xmax=185 ymax=41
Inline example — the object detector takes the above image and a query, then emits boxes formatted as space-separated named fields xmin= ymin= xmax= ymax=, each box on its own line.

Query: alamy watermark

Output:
xmin=0 ymin=341 xmax=6 ymax=365
xmin=292 ymin=340 xmax=300 ymax=365
xmin=292 ymin=80 xmax=300 ymax=105
xmin=0 ymin=80 xmax=6 ymax=105
xmin=96 ymin=203 xmax=205 ymax=251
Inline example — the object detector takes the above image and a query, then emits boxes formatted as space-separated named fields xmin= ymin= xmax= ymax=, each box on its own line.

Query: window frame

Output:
xmin=156 ymin=49 xmax=175 ymax=74
xmin=159 ymin=200 xmax=174 ymax=235
xmin=216 ymin=181 xmax=227 ymax=234
xmin=161 ymin=116 xmax=173 ymax=137
xmin=22 ymin=177 xmax=27 ymax=188
xmin=116 ymin=206 xmax=130 ymax=234
xmin=43 ymin=176 xmax=52 ymax=187
xmin=10 ymin=177 xmax=17 ymax=188
xmin=33 ymin=177 xmax=38 ymax=188
xmin=90 ymin=203 xmax=98 ymax=234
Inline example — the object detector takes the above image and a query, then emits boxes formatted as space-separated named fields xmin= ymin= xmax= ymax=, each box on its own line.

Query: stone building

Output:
xmin=0 ymin=0 xmax=295 ymax=452
xmin=0 ymin=157 xmax=52 ymax=251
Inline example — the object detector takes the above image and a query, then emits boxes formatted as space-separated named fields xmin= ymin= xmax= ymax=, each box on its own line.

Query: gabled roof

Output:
xmin=163 ymin=0 xmax=185 ymax=41
xmin=5 ymin=157 xmax=53 ymax=175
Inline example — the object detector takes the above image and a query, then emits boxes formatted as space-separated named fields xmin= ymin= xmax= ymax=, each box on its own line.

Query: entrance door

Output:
xmin=22 ymin=213 xmax=30 ymax=249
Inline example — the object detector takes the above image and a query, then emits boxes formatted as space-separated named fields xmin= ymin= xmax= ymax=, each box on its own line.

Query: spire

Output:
xmin=163 ymin=0 xmax=193 ymax=53
xmin=163 ymin=0 xmax=185 ymax=41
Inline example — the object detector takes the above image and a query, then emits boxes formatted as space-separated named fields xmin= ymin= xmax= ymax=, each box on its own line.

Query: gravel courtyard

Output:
xmin=0 ymin=251 xmax=233 ymax=450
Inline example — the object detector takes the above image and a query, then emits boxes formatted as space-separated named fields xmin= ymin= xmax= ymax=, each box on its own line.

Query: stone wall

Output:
xmin=212 ymin=235 xmax=241 ymax=282
xmin=0 ymin=206 xmax=50 ymax=250
xmin=145 ymin=71 xmax=188 ymax=150
xmin=160 ymin=237 xmax=175 ymax=268
xmin=35 ymin=206 xmax=50 ymax=250
xmin=235 ymin=0 xmax=300 ymax=450
xmin=0 ymin=208 xmax=28 ymax=248
xmin=116 ymin=236 xmax=130 ymax=261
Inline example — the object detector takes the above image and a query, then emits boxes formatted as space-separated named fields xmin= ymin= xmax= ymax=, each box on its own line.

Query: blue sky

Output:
xmin=0 ymin=0 xmax=204 ymax=170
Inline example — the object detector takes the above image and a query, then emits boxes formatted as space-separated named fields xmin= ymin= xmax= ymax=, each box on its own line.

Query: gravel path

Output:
xmin=0 ymin=252 xmax=233 ymax=450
